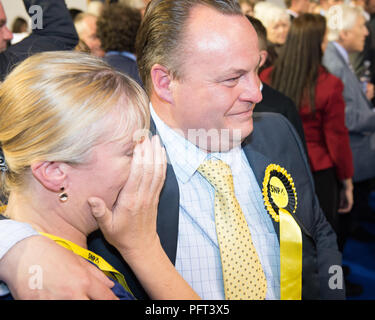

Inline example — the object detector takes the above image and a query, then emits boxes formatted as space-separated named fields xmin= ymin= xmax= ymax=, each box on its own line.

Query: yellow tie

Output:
xmin=198 ymin=159 xmax=267 ymax=300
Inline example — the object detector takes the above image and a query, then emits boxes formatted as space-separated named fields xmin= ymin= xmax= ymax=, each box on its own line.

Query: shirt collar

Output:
xmin=105 ymin=51 xmax=137 ymax=61
xmin=150 ymin=103 xmax=206 ymax=183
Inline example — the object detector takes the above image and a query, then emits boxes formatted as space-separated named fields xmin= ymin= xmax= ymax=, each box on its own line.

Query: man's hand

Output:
xmin=0 ymin=235 xmax=117 ymax=299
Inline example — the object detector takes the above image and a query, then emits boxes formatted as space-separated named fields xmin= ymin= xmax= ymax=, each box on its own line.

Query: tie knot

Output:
xmin=197 ymin=159 xmax=234 ymax=193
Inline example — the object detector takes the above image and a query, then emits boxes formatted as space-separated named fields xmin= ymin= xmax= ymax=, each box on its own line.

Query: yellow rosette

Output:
xmin=262 ymin=164 xmax=302 ymax=300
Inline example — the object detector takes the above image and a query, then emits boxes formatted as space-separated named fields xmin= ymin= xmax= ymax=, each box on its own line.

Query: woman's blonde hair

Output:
xmin=0 ymin=51 xmax=149 ymax=194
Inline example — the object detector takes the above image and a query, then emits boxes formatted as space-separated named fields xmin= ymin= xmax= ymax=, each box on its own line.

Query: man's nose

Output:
xmin=4 ymin=26 xmax=13 ymax=41
xmin=240 ymin=74 xmax=262 ymax=104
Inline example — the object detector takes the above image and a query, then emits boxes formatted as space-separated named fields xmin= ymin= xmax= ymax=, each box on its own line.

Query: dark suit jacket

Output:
xmin=0 ymin=0 xmax=78 ymax=81
xmin=104 ymin=53 xmax=143 ymax=87
xmin=88 ymin=113 xmax=344 ymax=300
xmin=256 ymin=83 xmax=307 ymax=154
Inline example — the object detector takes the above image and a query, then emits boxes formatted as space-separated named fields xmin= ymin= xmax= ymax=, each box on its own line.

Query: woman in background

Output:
xmin=254 ymin=2 xmax=291 ymax=69
xmin=260 ymin=14 xmax=354 ymax=233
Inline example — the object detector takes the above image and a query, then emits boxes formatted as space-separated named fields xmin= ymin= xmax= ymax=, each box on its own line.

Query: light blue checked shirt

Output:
xmin=150 ymin=104 xmax=280 ymax=300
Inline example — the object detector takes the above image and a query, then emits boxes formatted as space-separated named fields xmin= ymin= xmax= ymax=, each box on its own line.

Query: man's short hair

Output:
xmin=326 ymin=4 xmax=364 ymax=42
xmin=135 ymin=0 xmax=242 ymax=94
xmin=246 ymin=15 xmax=267 ymax=51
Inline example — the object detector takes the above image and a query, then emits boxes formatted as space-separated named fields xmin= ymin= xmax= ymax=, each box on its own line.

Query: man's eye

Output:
xmin=223 ymin=76 xmax=240 ymax=86
xmin=227 ymin=76 xmax=240 ymax=82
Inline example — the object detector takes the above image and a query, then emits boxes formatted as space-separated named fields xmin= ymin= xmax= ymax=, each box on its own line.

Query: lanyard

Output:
xmin=40 ymin=232 xmax=134 ymax=297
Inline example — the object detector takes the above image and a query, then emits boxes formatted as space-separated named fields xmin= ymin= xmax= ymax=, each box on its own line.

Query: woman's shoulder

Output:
xmin=317 ymin=65 xmax=343 ymax=87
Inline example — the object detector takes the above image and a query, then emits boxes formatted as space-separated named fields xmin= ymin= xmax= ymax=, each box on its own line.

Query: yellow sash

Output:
xmin=40 ymin=232 xmax=133 ymax=297
xmin=279 ymin=208 xmax=302 ymax=300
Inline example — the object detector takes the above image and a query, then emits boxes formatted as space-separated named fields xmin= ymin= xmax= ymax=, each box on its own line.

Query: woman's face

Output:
xmin=68 ymin=107 xmax=140 ymax=212
xmin=267 ymin=19 xmax=290 ymax=45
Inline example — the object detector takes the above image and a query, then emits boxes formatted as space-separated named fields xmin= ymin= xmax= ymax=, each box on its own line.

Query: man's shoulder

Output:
xmin=247 ymin=112 xmax=307 ymax=165
xmin=252 ymin=112 xmax=294 ymax=133
xmin=323 ymin=43 xmax=346 ymax=73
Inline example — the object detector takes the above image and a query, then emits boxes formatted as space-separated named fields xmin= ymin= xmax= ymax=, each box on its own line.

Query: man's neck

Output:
xmin=335 ymin=40 xmax=352 ymax=55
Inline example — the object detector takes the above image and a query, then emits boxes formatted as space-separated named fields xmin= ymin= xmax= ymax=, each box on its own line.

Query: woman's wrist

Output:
xmin=342 ymin=178 xmax=353 ymax=191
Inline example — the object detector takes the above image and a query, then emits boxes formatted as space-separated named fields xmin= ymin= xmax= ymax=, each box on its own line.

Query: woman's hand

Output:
xmin=88 ymin=135 xmax=167 ymax=259
xmin=88 ymin=136 xmax=199 ymax=299
xmin=338 ymin=178 xmax=354 ymax=214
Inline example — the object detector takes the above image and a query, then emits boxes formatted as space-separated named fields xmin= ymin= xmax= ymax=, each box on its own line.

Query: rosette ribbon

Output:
xmin=262 ymin=164 xmax=302 ymax=300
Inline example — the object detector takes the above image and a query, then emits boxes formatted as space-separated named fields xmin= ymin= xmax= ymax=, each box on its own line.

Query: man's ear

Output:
xmin=259 ymin=50 xmax=268 ymax=68
xmin=150 ymin=64 xmax=174 ymax=104
xmin=339 ymin=30 xmax=349 ymax=43
xmin=31 ymin=161 xmax=67 ymax=192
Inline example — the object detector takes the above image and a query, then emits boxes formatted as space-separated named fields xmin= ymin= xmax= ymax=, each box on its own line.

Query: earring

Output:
xmin=59 ymin=187 xmax=68 ymax=202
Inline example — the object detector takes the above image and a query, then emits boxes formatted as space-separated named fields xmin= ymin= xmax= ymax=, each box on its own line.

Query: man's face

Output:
xmin=165 ymin=6 xmax=262 ymax=152
xmin=366 ymin=0 xmax=375 ymax=14
xmin=342 ymin=15 xmax=369 ymax=53
xmin=296 ymin=0 xmax=310 ymax=13
xmin=80 ymin=16 xmax=105 ymax=57
xmin=0 ymin=3 xmax=13 ymax=52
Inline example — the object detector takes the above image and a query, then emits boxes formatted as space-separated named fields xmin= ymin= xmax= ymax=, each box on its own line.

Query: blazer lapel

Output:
xmin=150 ymin=119 xmax=180 ymax=265
xmin=157 ymin=164 xmax=180 ymax=265
xmin=241 ymin=139 xmax=280 ymax=239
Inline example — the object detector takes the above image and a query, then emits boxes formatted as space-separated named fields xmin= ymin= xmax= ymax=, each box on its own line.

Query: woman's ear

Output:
xmin=150 ymin=64 xmax=175 ymax=104
xmin=31 ymin=161 xmax=67 ymax=192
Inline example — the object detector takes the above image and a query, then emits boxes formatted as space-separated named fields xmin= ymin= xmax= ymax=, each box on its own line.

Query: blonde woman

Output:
xmin=0 ymin=51 xmax=199 ymax=300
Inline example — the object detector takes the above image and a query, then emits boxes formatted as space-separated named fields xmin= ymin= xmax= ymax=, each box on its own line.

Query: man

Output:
xmin=0 ymin=0 xmax=78 ymax=81
xmin=0 ymin=2 xmax=13 ymax=52
xmin=74 ymin=12 xmax=105 ymax=57
xmin=324 ymin=5 xmax=375 ymax=189
xmin=0 ymin=0 xmax=343 ymax=300
xmin=96 ymin=3 xmax=143 ymax=86
xmin=284 ymin=0 xmax=310 ymax=19
xmin=323 ymin=4 xmax=375 ymax=291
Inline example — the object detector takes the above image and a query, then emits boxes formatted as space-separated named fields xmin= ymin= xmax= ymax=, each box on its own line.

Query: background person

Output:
xmin=74 ymin=12 xmax=105 ymax=57
xmin=97 ymin=3 xmax=143 ymax=85
xmin=253 ymin=2 xmax=291 ymax=69
xmin=0 ymin=0 xmax=78 ymax=81
xmin=260 ymin=13 xmax=354 ymax=236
